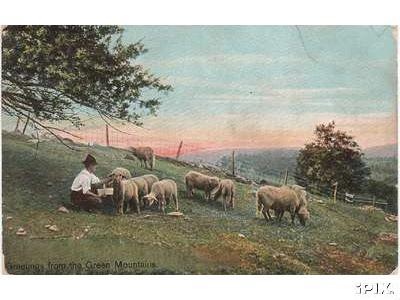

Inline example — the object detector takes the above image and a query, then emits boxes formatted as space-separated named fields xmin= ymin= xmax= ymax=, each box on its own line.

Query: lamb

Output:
xmin=212 ymin=179 xmax=235 ymax=211
xmin=140 ymin=174 xmax=159 ymax=190
xmin=256 ymin=185 xmax=310 ymax=226
xmin=142 ymin=179 xmax=179 ymax=214
xmin=184 ymin=171 xmax=220 ymax=201
xmin=112 ymin=175 xmax=140 ymax=215
xmin=130 ymin=146 xmax=155 ymax=170
xmin=130 ymin=176 xmax=149 ymax=207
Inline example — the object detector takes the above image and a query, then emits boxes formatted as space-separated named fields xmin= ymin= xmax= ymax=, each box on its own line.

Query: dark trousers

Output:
xmin=70 ymin=189 xmax=101 ymax=211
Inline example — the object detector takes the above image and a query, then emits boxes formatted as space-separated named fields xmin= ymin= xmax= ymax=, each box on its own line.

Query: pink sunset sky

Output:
xmin=64 ymin=111 xmax=396 ymax=157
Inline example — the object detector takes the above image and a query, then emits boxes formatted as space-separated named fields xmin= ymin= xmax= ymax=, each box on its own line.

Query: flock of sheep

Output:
xmin=108 ymin=165 xmax=310 ymax=226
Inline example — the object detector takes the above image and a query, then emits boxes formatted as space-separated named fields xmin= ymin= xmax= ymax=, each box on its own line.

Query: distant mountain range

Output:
xmin=364 ymin=144 xmax=397 ymax=158
xmin=180 ymin=147 xmax=300 ymax=164
xmin=181 ymin=144 xmax=397 ymax=165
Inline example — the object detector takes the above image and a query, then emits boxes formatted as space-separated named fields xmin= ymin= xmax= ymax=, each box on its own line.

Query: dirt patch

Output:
xmin=376 ymin=232 xmax=397 ymax=246
xmin=316 ymin=246 xmax=387 ymax=274
xmin=192 ymin=233 xmax=310 ymax=274
xmin=192 ymin=234 xmax=262 ymax=271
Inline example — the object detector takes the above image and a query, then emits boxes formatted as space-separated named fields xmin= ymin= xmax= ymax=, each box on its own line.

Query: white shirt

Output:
xmin=71 ymin=169 xmax=100 ymax=194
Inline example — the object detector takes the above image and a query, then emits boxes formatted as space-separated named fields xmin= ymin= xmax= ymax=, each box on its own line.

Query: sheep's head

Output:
xmin=130 ymin=147 xmax=137 ymax=155
xmin=112 ymin=173 xmax=124 ymax=183
xmin=112 ymin=174 xmax=124 ymax=203
xmin=299 ymin=190 xmax=308 ymax=205
xmin=143 ymin=193 xmax=158 ymax=207
xmin=297 ymin=206 xmax=310 ymax=226
xmin=209 ymin=177 xmax=220 ymax=189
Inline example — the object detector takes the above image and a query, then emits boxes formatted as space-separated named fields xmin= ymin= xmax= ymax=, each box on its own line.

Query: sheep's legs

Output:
xmin=290 ymin=213 xmax=296 ymax=225
xmin=278 ymin=211 xmax=284 ymax=222
xmin=116 ymin=201 xmax=124 ymax=215
xmin=159 ymin=196 xmax=166 ymax=214
xmin=262 ymin=210 xmax=270 ymax=222
xmin=186 ymin=187 xmax=193 ymax=199
xmin=173 ymin=194 xmax=179 ymax=211
xmin=290 ymin=206 xmax=296 ymax=225
xmin=135 ymin=199 xmax=141 ymax=214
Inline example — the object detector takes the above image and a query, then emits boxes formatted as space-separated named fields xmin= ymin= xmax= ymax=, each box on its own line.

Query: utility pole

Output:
xmin=105 ymin=125 xmax=110 ymax=146
xmin=176 ymin=141 xmax=183 ymax=159
xmin=232 ymin=150 xmax=236 ymax=176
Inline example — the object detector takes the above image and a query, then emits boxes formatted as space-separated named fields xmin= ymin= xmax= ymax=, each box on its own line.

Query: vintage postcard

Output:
xmin=1 ymin=25 xmax=397 ymax=275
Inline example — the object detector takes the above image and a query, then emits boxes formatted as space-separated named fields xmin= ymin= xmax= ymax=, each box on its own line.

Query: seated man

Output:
xmin=70 ymin=154 xmax=108 ymax=211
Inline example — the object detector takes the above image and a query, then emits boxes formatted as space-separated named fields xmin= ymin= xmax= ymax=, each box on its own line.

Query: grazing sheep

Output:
xmin=140 ymin=174 xmax=159 ymax=190
xmin=142 ymin=179 xmax=179 ymax=214
xmin=256 ymin=185 xmax=309 ymax=226
xmin=130 ymin=147 xmax=155 ymax=170
xmin=130 ymin=176 xmax=149 ymax=207
xmin=184 ymin=171 xmax=220 ymax=200
xmin=213 ymin=179 xmax=235 ymax=211
xmin=288 ymin=184 xmax=308 ymax=207
xmin=112 ymin=175 xmax=140 ymax=215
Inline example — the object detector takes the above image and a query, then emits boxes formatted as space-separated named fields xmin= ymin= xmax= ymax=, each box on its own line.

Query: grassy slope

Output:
xmin=2 ymin=132 xmax=397 ymax=274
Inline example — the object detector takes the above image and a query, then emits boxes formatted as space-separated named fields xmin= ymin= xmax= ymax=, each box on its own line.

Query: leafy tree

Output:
xmin=1 ymin=26 xmax=172 ymax=145
xmin=364 ymin=179 xmax=397 ymax=214
xmin=295 ymin=121 xmax=370 ymax=193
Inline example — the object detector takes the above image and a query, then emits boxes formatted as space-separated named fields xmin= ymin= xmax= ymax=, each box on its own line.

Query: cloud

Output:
xmin=147 ymin=53 xmax=301 ymax=68
xmin=188 ymin=87 xmax=365 ymax=105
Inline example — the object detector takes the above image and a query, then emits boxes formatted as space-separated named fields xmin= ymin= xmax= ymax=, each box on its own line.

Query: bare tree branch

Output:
xmin=2 ymin=99 xmax=81 ymax=151
xmin=97 ymin=110 xmax=135 ymax=136
xmin=45 ymin=126 xmax=84 ymax=140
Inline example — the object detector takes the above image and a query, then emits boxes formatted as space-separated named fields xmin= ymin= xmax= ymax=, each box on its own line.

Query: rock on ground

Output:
xmin=58 ymin=206 xmax=69 ymax=213
xmin=16 ymin=227 xmax=26 ymax=236
xmin=48 ymin=225 xmax=59 ymax=232
xmin=167 ymin=211 xmax=184 ymax=217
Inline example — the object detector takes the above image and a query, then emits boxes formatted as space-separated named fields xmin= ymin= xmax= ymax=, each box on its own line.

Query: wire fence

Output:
xmin=8 ymin=116 xmax=393 ymax=212
xmin=216 ymin=157 xmax=390 ymax=212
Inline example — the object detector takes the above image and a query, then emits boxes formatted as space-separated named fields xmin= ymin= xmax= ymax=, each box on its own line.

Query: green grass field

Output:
xmin=2 ymin=132 xmax=397 ymax=274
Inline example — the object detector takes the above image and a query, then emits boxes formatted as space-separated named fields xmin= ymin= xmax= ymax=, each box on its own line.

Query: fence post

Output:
xmin=176 ymin=141 xmax=183 ymax=159
xmin=372 ymin=196 xmax=376 ymax=208
xmin=333 ymin=182 xmax=338 ymax=204
xmin=284 ymin=168 xmax=288 ymax=185
xmin=105 ymin=125 xmax=110 ymax=146
xmin=22 ymin=113 xmax=30 ymax=135
xmin=34 ymin=129 xmax=40 ymax=159
xmin=14 ymin=117 xmax=21 ymax=132
xmin=232 ymin=150 xmax=235 ymax=176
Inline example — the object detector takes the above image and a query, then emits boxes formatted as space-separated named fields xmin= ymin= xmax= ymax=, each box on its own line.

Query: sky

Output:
xmin=3 ymin=26 xmax=397 ymax=155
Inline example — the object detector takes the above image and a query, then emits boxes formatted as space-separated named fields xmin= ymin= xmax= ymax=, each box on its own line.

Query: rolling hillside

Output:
xmin=182 ymin=146 xmax=397 ymax=186
xmin=2 ymin=132 xmax=397 ymax=274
